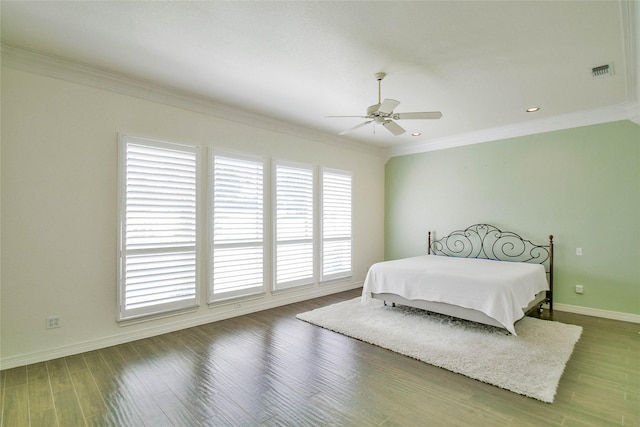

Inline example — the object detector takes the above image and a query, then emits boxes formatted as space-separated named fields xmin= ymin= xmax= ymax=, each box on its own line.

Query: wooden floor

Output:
xmin=1 ymin=289 xmax=638 ymax=426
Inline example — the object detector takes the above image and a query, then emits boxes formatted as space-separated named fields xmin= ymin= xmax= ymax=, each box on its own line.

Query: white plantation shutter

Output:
xmin=118 ymin=136 xmax=199 ymax=320
xmin=321 ymin=169 xmax=352 ymax=281
xmin=210 ymin=154 xmax=265 ymax=300
xmin=274 ymin=162 xmax=314 ymax=290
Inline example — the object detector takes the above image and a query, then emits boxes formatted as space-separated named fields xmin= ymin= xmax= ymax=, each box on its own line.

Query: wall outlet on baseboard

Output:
xmin=46 ymin=316 xmax=61 ymax=329
xmin=575 ymin=285 xmax=584 ymax=294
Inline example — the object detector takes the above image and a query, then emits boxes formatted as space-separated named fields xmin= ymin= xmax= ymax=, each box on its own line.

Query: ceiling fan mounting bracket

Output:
xmin=375 ymin=72 xmax=386 ymax=81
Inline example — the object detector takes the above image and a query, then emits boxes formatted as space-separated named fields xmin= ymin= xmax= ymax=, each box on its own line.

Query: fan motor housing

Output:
xmin=367 ymin=103 xmax=383 ymax=116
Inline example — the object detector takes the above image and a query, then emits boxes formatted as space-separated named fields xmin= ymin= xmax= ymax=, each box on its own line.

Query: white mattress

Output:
xmin=361 ymin=255 xmax=549 ymax=335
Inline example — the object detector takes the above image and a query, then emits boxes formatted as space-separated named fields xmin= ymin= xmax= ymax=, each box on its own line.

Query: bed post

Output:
xmin=428 ymin=231 xmax=432 ymax=255
xmin=548 ymin=234 xmax=554 ymax=312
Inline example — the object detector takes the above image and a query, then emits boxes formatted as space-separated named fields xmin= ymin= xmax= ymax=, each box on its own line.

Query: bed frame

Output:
xmin=372 ymin=223 xmax=554 ymax=329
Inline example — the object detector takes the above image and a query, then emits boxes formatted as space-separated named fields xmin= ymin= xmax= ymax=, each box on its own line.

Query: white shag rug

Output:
xmin=296 ymin=298 xmax=582 ymax=403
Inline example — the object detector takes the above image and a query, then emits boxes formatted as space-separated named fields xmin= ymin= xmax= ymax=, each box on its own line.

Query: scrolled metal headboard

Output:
xmin=428 ymin=223 xmax=554 ymax=309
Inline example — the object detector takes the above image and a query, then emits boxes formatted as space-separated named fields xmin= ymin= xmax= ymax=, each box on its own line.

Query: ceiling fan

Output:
xmin=328 ymin=72 xmax=442 ymax=136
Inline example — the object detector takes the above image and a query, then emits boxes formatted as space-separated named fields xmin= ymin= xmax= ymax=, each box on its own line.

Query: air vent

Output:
xmin=592 ymin=63 xmax=614 ymax=78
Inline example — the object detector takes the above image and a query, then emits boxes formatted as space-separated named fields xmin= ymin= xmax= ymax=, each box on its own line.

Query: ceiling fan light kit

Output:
xmin=330 ymin=72 xmax=443 ymax=137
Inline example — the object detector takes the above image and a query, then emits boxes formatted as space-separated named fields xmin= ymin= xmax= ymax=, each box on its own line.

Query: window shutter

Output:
xmin=210 ymin=154 xmax=265 ymax=300
xmin=274 ymin=163 xmax=314 ymax=290
xmin=118 ymin=137 xmax=199 ymax=320
xmin=321 ymin=169 xmax=352 ymax=281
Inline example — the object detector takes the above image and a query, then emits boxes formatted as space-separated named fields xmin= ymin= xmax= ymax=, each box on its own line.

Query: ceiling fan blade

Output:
xmin=326 ymin=115 xmax=370 ymax=118
xmin=394 ymin=111 xmax=443 ymax=120
xmin=339 ymin=120 xmax=373 ymax=135
xmin=378 ymin=99 xmax=400 ymax=115
xmin=382 ymin=120 xmax=405 ymax=136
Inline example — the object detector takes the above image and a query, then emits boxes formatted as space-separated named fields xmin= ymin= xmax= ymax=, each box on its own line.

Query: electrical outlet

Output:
xmin=46 ymin=316 xmax=61 ymax=329
xmin=576 ymin=248 xmax=583 ymax=256
xmin=234 ymin=303 xmax=242 ymax=309
xmin=575 ymin=285 xmax=584 ymax=294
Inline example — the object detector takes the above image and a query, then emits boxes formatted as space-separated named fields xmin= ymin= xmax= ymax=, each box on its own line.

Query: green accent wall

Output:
xmin=385 ymin=121 xmax=640 ymax=315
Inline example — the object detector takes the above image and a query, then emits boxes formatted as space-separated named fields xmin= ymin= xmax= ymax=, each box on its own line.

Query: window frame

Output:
xmin=208 ymin=151 xmax=267 ymax=303
xmin=272 ymin=160 xmax=316 ymax=292
xmin=117 ymin=134 xmax=201 ymax=321
xmin=320 ymin=167 xmax=353 ymax=283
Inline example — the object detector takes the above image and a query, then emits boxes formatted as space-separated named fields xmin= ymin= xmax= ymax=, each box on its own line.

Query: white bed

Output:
xmin=361 ymin=224 xmax=554 ymax=335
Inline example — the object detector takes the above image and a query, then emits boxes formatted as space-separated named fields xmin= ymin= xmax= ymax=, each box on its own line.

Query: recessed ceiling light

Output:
xmin=526 ymin=107 xmax=540 ymax=113
xmin=411 ymin=132 xmax=422 ymax=137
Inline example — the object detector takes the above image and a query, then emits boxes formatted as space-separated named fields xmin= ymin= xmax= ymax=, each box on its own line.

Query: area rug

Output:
xmin=296 ymin=298 xmax=582 ymax=403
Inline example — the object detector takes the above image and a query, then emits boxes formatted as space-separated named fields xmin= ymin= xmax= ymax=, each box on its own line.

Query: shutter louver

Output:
xmin=124 ymin=251 xmax=196 ymax=309
xmin=120 ymin=139 xmax=199 ymax=319
xmin=321 ymin=170 xmax=352 ymax=281
xmin=211 ymin=155 xmax=265 ymax=300
xmin=274 ymin=164 xmax=314 ymax=290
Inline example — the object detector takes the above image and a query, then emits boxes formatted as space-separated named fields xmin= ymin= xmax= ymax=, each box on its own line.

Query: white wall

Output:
xmin=0 ymin=66 xmax=386 ymax=368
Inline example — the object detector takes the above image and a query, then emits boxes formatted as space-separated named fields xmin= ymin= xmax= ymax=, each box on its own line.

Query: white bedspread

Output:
xmin=361 ymin=255 xmax=549 ymax=335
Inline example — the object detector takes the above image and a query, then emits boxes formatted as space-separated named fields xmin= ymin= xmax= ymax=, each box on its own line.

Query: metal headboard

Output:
xmin=428 ymin=224 xmax=554 ymax=310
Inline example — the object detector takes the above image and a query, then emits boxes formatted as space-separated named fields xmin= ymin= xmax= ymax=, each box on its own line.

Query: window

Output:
xmin=273 ymin=162 xmax=314 ymax=291
xmin=321 ymin=168 xmax=352 ymax=281
xmin=118 ymin=135 xmax=199 ymax=320
xmin=210 ymin=154 xmax=265 ymax=301
xmin=118 ymin=135 xmax=353 ymax=319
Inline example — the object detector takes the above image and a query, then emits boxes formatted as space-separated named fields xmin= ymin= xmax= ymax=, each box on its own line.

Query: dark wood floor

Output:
xmin=1 ymin=288 xmax=638 ymax=426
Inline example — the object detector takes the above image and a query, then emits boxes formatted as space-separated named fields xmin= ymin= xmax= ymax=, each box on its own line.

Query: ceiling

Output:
xmin=1 ymin=1 xmax=638 ymax=155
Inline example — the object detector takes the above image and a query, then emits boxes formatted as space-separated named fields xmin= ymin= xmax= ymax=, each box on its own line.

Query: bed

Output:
xmin=361 ymin=224 xmax=554 ymax=335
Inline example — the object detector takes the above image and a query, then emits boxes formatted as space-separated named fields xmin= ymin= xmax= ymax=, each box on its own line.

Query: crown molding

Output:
xmin=390 ymin=101 xmax=640 ymax=157
xmin=3 ymin=40 xmax=635 ymax=160
xmin=0 ymin=42 xmax=390 ymax=159
xmin=392 ymin=0 xmax=639 ymax=157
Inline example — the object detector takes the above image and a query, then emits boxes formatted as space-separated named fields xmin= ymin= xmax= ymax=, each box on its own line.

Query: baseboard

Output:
xmin=0 ymin=282 xmax=363 ymax=370
xmin=555 ymin=303 xmax=640 ymax=324
xmin=5 ymin=289 xmax=634 ymax=370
